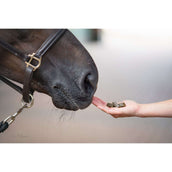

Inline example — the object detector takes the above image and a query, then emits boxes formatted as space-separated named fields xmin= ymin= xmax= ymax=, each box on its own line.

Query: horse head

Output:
xmin=0 ymin=29 xmax=98 ymax=111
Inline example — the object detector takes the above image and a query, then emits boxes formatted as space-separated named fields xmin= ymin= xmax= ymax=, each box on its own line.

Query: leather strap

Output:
xmin=22 ymin=66 xmax=34 ymax=102
xmin=0 ymin=75 xmax=23 ymax=94
xmin=35 ymin=29 xmax=67 ymax=57
xmin=0 ymin=39 xmax=27 ymax=60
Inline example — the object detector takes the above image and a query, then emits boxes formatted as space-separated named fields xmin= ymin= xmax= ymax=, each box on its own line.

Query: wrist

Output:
xmin=135 ymin=103 xmax=146 ymax=117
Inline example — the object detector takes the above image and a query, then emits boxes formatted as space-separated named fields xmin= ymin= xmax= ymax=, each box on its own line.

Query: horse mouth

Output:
xmin=51 ymin=86 xmax=80 ymax=111
xmin=51 ymin=84 xmax=95 ymax=111
xmin=52 ymin=99 xmax=79 ymax=111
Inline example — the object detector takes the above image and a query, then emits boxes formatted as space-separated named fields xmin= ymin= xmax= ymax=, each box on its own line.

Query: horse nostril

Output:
xmin=83 ymin=73 xmax=97 ymax=95
xmin=53 ymin=85 xmax=59 ymax=89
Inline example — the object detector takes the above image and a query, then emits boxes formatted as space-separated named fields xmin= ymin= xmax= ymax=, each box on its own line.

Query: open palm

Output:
xmin=92 ymin=97 xmax=140 ymax=118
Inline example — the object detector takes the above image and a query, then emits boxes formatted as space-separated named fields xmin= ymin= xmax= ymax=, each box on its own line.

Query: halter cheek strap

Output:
xmin=0 ymin=29 xmax=67 ymax=103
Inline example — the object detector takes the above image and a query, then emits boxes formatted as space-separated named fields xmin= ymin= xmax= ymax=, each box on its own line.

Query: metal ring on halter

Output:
xmin=21 ymin=94 xmax=34 ymax=108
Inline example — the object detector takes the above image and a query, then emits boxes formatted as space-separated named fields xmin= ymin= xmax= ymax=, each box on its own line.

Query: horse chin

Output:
xmin=52 ymin=98 xmax=80 ymax=111
xmin=51 ymin=95 xmax=94 ymax=111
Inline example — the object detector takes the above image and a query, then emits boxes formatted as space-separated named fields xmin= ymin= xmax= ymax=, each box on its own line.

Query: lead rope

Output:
xmin=0 ymin=94 xmax=34 ymax=133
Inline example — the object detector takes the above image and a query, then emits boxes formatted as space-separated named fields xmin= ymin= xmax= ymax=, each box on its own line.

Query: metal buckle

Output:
xmin=25 ymin=53 xmax=42 ymax=71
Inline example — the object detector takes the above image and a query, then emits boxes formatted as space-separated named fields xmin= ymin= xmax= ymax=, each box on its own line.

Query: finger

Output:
xmin=97 ymin=105 xmax=111 ymax=113
xmin=97 ymin=105 xmax=121 ymax=115
xmin=92 ymin=97 xmax=117 ymax=114
xmin=92 ymin=96 xmax=107 ymax=107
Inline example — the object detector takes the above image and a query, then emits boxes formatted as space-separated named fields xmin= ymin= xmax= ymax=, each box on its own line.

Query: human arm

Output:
xmin=92 ymin=97 xmax=172 ymax=118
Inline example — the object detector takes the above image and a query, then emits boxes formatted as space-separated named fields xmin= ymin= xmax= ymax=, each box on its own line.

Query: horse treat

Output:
xmin=107 ymin=102 xmax=126 ymax=108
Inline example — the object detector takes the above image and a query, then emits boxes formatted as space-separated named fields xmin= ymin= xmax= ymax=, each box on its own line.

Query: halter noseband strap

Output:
xmin=0 ymin=29 xmax=67 ymax=103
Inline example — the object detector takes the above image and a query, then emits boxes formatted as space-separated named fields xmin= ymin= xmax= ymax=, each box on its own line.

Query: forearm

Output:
xmin=136 ymin=99 xmax=172 ymax=117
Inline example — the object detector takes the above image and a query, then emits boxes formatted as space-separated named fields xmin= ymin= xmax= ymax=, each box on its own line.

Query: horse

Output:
xmin=0 ymin=29 xmax=98 ymax=111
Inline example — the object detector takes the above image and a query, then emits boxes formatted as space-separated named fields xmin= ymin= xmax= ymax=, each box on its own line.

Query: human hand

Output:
xmin=92 ymin=96 xmax=140 ymax=118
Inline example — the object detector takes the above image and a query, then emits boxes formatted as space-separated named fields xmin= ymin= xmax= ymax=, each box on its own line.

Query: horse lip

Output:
xmin=52 ymin=98 xmax=79 ymax=111
xmin=52 ymin=87 xmax=80 ymax=110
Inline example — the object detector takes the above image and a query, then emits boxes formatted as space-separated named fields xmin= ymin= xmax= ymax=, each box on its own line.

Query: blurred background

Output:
xmin=1 ymin=29 xmax=172 ymax=143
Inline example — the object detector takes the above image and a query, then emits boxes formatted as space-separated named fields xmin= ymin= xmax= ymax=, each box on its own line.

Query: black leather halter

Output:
xmin=0 ymin=29 xmax=67 ymax=103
